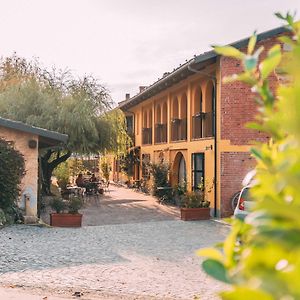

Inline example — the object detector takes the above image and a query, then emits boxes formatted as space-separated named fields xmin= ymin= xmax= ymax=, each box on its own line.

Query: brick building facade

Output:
xmin=116 ymin=26 xmax=289 ymax=217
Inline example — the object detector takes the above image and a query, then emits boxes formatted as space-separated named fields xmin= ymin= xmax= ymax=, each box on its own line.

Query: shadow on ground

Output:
xmin=41 ymin=185 xmax=180 ymax=226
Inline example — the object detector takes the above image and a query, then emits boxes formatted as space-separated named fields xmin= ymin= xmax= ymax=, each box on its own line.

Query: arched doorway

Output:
xmin=173 ymin=152 xmax=186 ymax=187
xmin=178 ymin=155 xmax=186 ymax=186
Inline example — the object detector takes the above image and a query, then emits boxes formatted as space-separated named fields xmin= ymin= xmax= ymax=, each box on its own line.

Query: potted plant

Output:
xmin=50 ymin=196 xmax=83 ymax=227
xmin=180 ymin=179 xmax=211 ymax=221
xmin=180 ymin=191 xmax=210 ymax=221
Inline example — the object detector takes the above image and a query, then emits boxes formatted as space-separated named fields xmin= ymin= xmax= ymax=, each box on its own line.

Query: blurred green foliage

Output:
xmin=0 ymin=138 xmax=25 ymax=212
xmin=199 ymin=14 xmax=300 ymax=299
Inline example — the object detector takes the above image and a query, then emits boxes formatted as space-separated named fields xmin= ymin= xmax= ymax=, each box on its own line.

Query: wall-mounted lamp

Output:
xmin=28 ymin=139 xmax=37 ymax=149
xmin=205 ymin=145 xmax=213 ymax=151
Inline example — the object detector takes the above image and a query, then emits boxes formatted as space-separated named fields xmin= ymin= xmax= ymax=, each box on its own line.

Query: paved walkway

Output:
xmin=42 ymin=185 xmax=180 ymax=226
xmin=0 ymin=186 xmax=229 ymax=299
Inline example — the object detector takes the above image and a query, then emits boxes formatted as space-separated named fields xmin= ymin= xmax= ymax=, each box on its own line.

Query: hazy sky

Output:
xmin=0 ymin=0 xmax=299 ymax=103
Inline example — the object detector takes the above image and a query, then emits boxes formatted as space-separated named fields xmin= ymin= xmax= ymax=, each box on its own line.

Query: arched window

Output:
xmin=143 ymin=111 xmax=148 ymax=128
xmin=204 ymin=81 xmax=214 ymax=137
xmin=193 ymin=87 xmax=202 ymax=115
xmin=180 ymin=93 xmax=187 ymax=119
xmin=162 ymin=102 xmax=167 ymax=124
xmin=148 ymin=109 xmax=153 ymax=128
xmin=192 ymin=86 xmax=203 ymax=139
xmin=172 ymin=97 xmax=179 ymax=119
xmin=156 ymin=105 xmax=161 ymax=124
xmin=180 ymin=93 xmax=187 ymax=140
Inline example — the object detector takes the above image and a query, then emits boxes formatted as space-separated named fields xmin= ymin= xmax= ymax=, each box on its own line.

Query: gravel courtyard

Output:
xmin=0 ymin=186 xmax=229 ymax=299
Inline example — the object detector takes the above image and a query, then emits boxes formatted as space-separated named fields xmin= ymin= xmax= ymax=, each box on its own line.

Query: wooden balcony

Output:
xmin=142 ymin=127 xmax=152 ymax=145
xmin=171 ymin=118 xmax=187 ymax=141
xmin=155 ymin=123 xmax=167 ymax=144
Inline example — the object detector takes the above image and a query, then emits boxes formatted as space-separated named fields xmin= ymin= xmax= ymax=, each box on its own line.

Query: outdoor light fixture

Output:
xmin=205 ymin=145 xmax=213 ymax=151
xmin=28 ymin=139 xmax=37 ymax=149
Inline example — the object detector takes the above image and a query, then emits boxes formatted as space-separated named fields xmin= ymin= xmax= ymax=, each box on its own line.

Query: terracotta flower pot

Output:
xmin=180 ymin=207 xmax=211 ymax=221
xmin=50 ymin=213 xmax=82 ymax=227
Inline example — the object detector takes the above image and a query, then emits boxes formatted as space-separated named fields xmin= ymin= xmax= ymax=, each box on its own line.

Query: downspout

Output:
xmin=188 ymin=62 xmax=218 ymax=217
xmin=212 ymin=80 xmax=218 ymax=217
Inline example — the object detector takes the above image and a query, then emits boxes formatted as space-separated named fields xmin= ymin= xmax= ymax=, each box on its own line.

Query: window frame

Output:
xmin=191 ymin=153 xmax=205 ymax=190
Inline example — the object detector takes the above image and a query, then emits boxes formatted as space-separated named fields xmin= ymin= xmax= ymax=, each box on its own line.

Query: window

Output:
xmin=192 ymin=153 xmax=204 ymax=190
xmin=126 ymin=116 xmax=134 ymax=134
xmin=136 ymin=113 xmax=140 ymax=135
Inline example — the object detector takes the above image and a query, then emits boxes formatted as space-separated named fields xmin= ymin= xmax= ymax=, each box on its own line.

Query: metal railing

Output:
xmin=155 ymin=123 xmax=167 ymax=143
xmin=171 ymin=118 xmax=187 ymax=141
xmin=192 ymin=111 xmax=214 ymax=139
xmin=142 ymin=127 xmax=152 ymax=145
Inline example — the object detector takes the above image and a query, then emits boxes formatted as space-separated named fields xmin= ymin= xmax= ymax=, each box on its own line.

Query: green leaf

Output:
xmin=248 ymin=32 xmax=257 ymax=54
xmin=259 ymin=45 xmax=282 ymax=80
xmin=202 ymin=259 xmax=230 ymax=283
xmin=278 ymin=36 xmax=294 ymax=46
xmin=253 ymin=46 xmax=264 ymax=59
xmin=223 ymin=72 xmax=257 ymax=85
xmin=213 ymin=46 xmax=244 ymax=59
xmin=251 ymin=148 xmax=263 ymax=160
xmin=197 ymin=248 xmax=224 ymax=262
xmin=221 ymin=287 xmax=274 ymax=300
xmin=246 ymin=122 xmax=264 ymax=131
xmin=244 ymin=56 xmax=257 ymax=71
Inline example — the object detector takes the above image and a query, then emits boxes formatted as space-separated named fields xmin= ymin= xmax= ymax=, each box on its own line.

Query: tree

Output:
xmin=199 ymin=14 xmax=300 ymax=299
xmin=0 ymin=138 xmax=25 ymax=211
xmin=0 ymin=54 xmax=130 ymax=194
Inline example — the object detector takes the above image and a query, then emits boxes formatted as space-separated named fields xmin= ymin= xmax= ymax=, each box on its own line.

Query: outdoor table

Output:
xmin=66 ymin=186 xmax=85 ymax=196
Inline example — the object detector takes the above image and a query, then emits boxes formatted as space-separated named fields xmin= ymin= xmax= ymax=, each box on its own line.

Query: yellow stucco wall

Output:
xmin=0 ymin=126 xmax=38 ymax=217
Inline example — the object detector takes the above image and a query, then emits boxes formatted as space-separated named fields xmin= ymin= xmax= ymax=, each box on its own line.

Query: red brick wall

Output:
xmin=220 ymin=34 xmax=286 ymax=145
xmin=220 ymin=152 xmax=256 ymax=217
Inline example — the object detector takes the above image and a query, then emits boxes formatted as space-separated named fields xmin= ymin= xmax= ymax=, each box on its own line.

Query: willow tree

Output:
xmin=0 ymin=54 xmax=129 ymax=194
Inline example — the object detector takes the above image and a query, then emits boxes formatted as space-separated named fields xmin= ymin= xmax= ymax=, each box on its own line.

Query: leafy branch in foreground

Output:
xmin=199 ymin=14 xmax=300 ymax=299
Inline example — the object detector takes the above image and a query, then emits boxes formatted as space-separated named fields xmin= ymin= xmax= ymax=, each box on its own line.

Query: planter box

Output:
xmin=180 ymin=207 xmax=210 ymax=221
xmin=50 ymin=213 xmax=82 ymax=227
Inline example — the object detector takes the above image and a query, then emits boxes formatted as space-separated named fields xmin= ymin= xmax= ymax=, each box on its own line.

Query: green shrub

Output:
xmin=53 ymin=161 xmax=70 ymax=190
xmin=50 ymin=196 xmax=82 ymax=214
xmin=150 ymin=162 xmax=174 ymax=204
xmin=50 ymin=197 xmax=66 ymax=213
xmin=199 ymin=14 xmax=300 ymax=299
xmin=101 ymin=161 xmax=110 ymax=181
xmin=0 ymin=138 xmax=25 ymax=214
xmin=68 ymin=196 xmax=82 ymax=214
xmin=182 ymin=191 xmax=210 ymax=208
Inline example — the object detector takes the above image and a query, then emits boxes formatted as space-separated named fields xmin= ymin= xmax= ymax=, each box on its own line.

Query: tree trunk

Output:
xmin=41 ymin=150 xmax=71 ymax=195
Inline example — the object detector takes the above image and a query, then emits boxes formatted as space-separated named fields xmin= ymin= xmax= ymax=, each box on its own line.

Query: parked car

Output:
xmin=233 ymin=186 xmax=254 ymax=220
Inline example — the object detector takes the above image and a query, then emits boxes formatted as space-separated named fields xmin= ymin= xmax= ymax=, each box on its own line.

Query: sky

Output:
xmin=0 ymin=0 xmax=299 ymax=104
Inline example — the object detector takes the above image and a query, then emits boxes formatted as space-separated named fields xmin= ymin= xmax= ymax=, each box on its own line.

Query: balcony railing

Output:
xmin=155 ymin=123 xmax=167 ymax=143
xmin=171 ymin=118 xmax=187 ymax=141
xmin=203 ymin=111 xmax=214 ymax=137
xmin=142 ymin=127 xmax=152 ymax=145
xmin=192 ymin=111 xmax=214 ymax=139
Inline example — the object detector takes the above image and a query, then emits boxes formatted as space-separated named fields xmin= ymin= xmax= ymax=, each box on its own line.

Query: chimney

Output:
xmin=139 ymin=86 xmax=147 ymax=93
xmin=125 ymin=93 xmax=130 ymax=100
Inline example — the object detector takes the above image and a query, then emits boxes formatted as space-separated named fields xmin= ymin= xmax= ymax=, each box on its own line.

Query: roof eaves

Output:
xmin=118 ymin=59 xmax=195 ymax=110
xmin=193 ymin=26 xmax=288 ymax=64
xmin=0 ymin=117 xmax=68 ymax=143
xmin=119 ymin=25 xmax=289 ymax=111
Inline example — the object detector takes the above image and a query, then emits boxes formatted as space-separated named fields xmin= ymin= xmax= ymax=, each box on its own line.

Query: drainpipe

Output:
xmin=188 ymin=62 xmax=218 ymax=217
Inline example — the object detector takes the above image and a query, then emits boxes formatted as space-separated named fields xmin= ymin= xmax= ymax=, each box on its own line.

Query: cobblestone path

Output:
xmin=0 ymin=187 xmax=229 ymax=299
